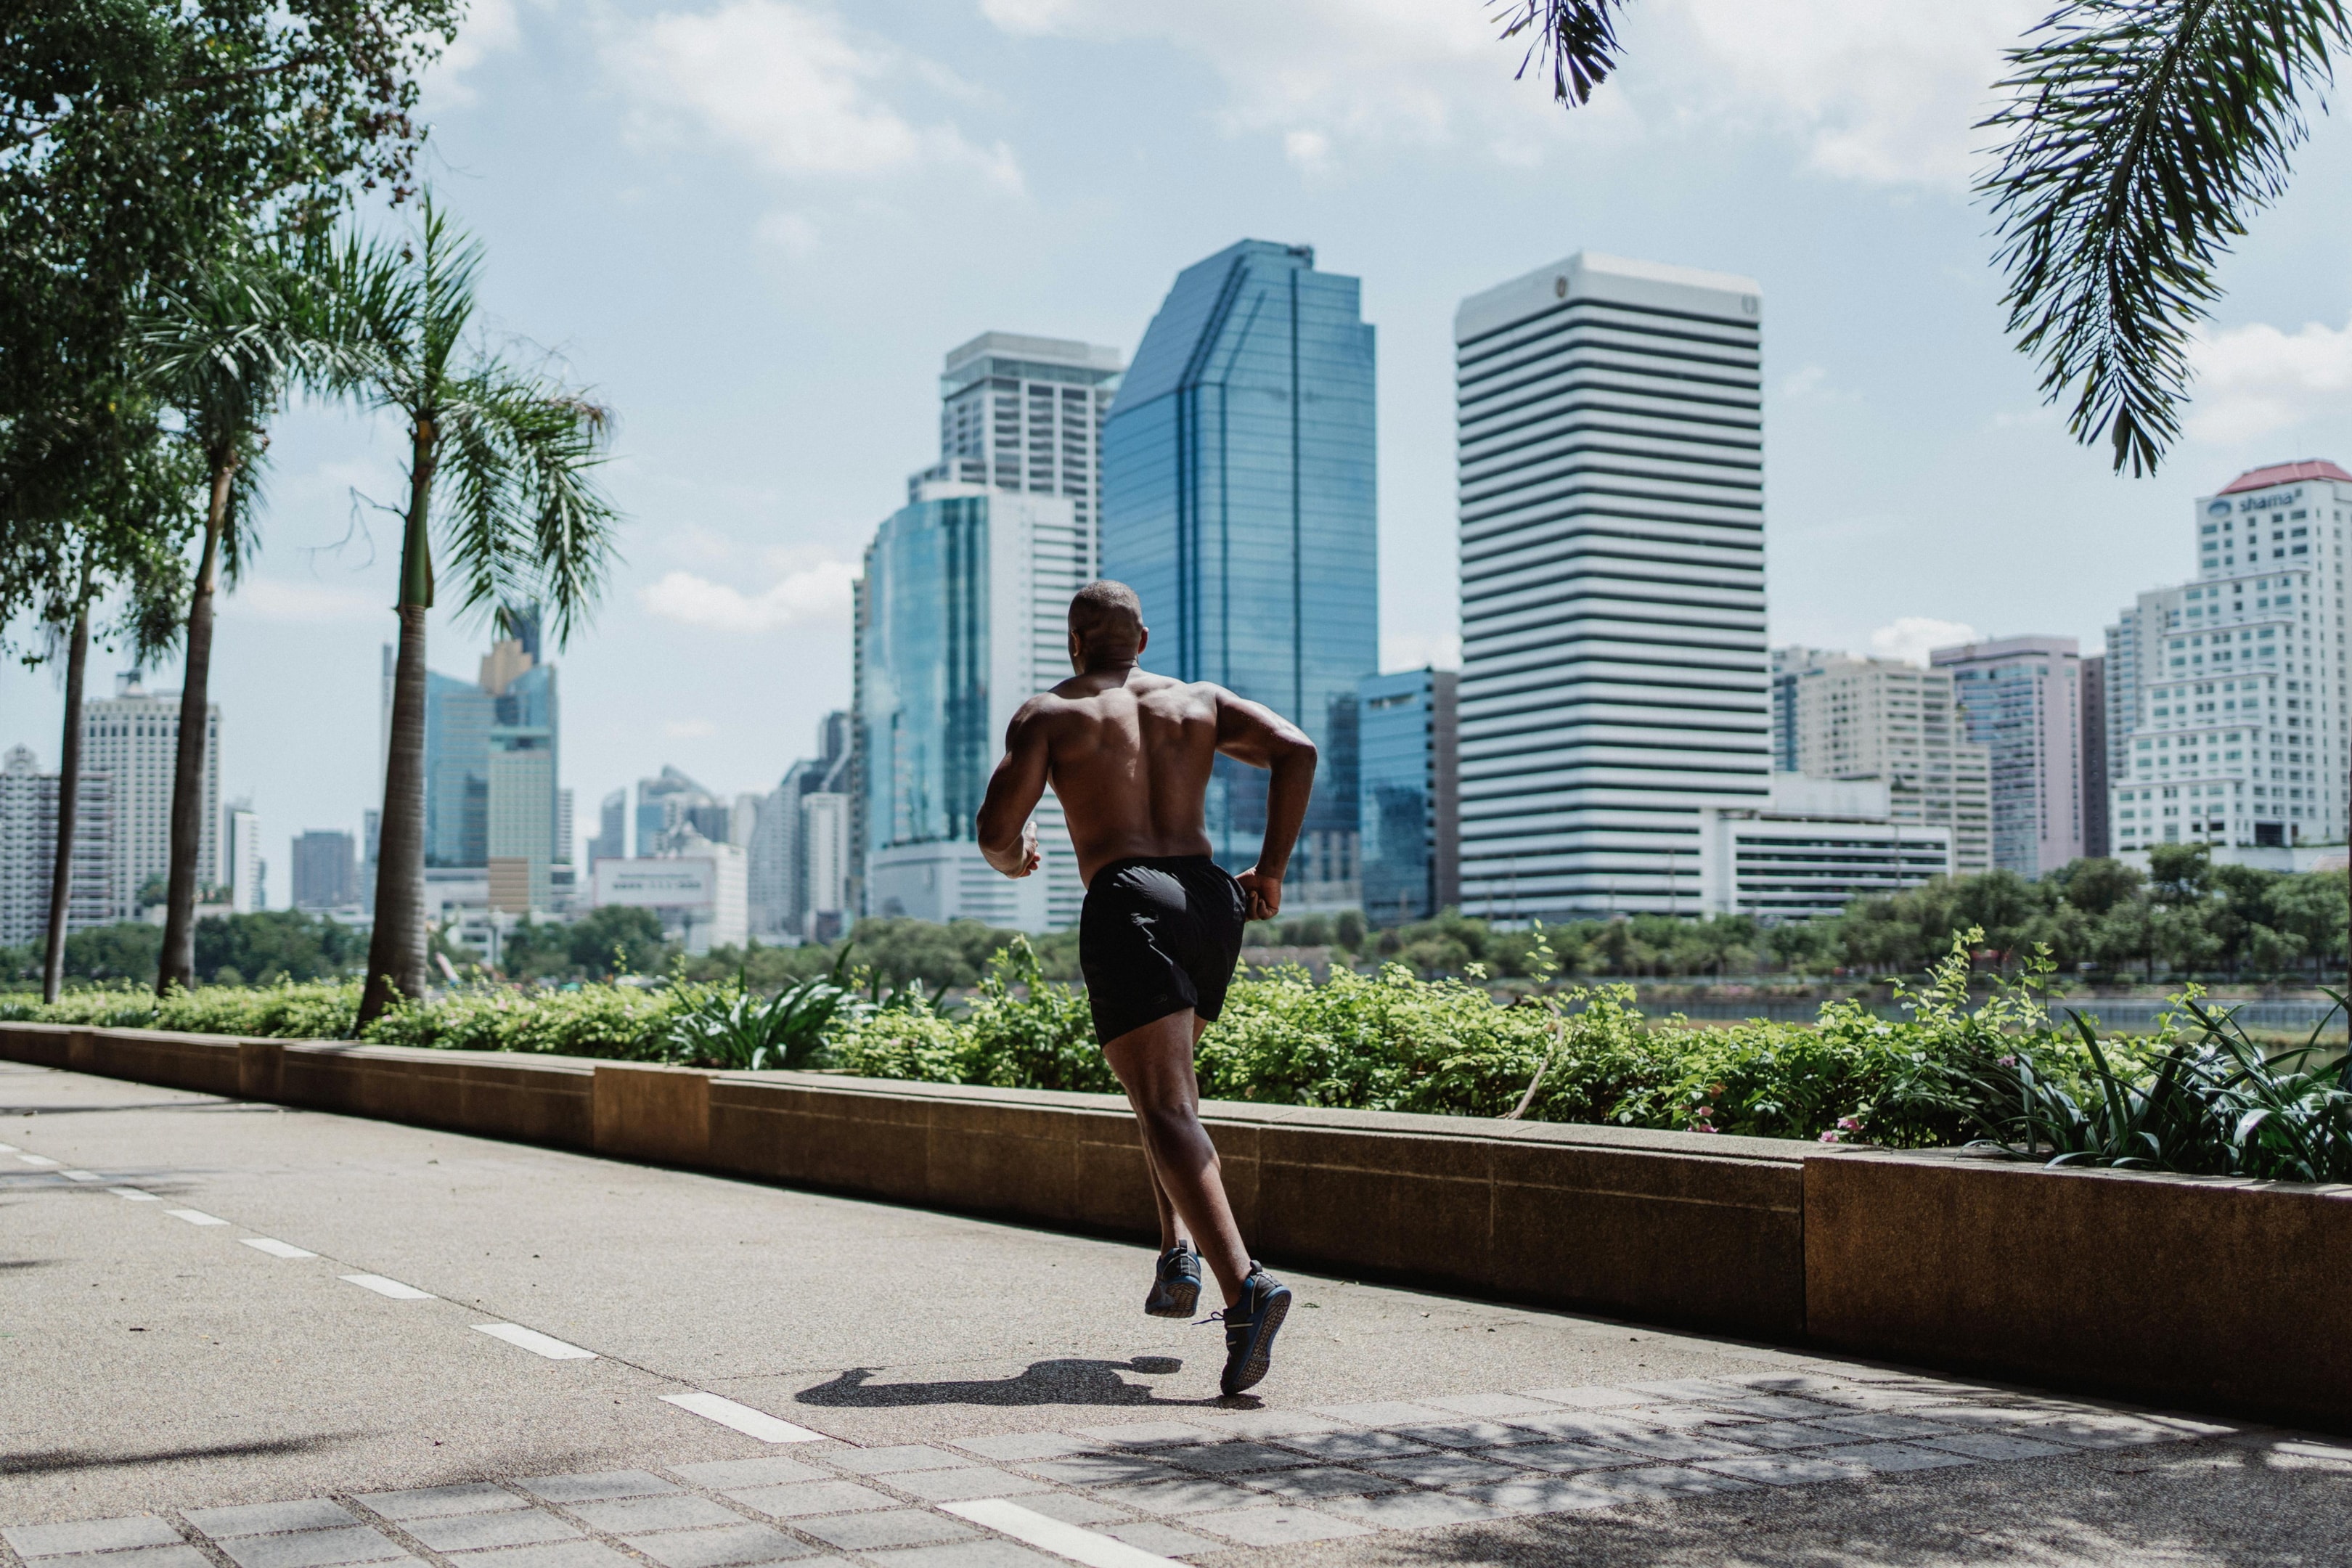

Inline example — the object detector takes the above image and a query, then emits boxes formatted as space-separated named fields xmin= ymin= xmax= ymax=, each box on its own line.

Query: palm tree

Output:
xmin=136 ymin=253 xmax=343 ymax=995
xmin=325 ymin=197 xmax=624 ymax=1026
xmin=1493 ymin=0 xmax=2350 ymax=473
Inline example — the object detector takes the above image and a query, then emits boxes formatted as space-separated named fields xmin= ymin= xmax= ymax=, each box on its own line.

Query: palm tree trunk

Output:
xmin=158 ymin=461 xmax=232 ymax=996
xmin=41 ymin=593 xmax=91 ymax=1004
xmin=359 ymin=420 xmax=438 ymax=1026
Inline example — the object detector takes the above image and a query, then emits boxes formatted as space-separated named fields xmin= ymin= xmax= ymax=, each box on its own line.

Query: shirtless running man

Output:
xmin=976 ymin=580 xmax=1316 ymax=1397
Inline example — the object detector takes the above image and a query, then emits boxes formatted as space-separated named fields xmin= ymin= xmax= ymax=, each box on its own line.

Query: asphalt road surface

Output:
xmin=5 ymin=1057 xmax=2347 ymax=1567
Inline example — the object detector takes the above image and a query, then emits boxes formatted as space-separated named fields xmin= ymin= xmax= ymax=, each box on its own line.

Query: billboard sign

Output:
xmin=594 ymin=857 xmax=716 ymax=909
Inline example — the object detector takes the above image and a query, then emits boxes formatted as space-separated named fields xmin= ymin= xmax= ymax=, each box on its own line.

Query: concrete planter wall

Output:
xmin=5 ymin=1021 xmax=2346 ymax=1431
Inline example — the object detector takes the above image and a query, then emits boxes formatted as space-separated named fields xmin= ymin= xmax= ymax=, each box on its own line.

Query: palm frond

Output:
xmin=1980 ymin=0 xmax=2350 ymax=475
xmin=1491 ymin=0 xmax=1634 ymax=107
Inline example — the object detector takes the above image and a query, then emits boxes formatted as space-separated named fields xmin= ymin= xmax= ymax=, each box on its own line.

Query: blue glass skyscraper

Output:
xmin=1101 ymin=240 xmax=1377 ymax=904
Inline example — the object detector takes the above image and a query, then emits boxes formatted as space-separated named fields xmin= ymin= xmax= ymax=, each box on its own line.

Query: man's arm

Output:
xmin=976 ymin=701 xmax=1050 ymax=878
xmin=1213 ymin=690 xmax=1318 ymax=921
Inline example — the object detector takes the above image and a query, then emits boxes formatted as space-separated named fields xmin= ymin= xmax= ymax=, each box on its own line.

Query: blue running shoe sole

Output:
xmin=1220 ymin=1275 xmax=1291 ymax=1396
xmin=1146 ymin=1248 xmax=1200 ymax=1318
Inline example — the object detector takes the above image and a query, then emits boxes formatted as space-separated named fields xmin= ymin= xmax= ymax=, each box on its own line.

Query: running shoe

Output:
xmin=1145 ymin=1241 xmax=1201 ymax=1318
xmin=1218 ymin=1263 xmax=1291 ymax=1396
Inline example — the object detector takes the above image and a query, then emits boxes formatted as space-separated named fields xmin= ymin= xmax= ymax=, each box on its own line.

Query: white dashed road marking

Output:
xmin=17 ymin=1153 xmax=60 ymax=1167
xmin=110 ymin=1188 xmax=160 ymax=1201
xmin=340 ymin=1274 xmax=436 ymax=1301
xmin=166 ymin=1209 xmax=229 ymax=1225
xmin=240 ymin=1237 xmax=318 ymax=1259
xmin=943 ymin=1498 xmax=1186 ymax=1568
xmin=62 ymin=1169 xmax=102 ymax=1182
xmin=473 ymin=1323 xmax=597 ymax=1360
xmin=660 ymin=1391 xmax=826 ymax=1443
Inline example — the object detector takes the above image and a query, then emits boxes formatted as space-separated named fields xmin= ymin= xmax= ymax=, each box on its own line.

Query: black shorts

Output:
xmin=1079 ymin=856 xmax=1248 ymax=1045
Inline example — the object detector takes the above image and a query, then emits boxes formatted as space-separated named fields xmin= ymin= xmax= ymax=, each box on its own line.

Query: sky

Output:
xmin=7 ymin=0 xmax=2351 ymax=900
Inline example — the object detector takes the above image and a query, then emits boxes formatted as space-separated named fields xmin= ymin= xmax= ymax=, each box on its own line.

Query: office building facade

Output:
xmin=587 ymin=789 xmax=626 ymax=866
xmin=751 ymin=711 xmax=853 ymax=939
xmin=907 ymin=332 xmax=1124 ymax=532
xmin=83 ymin=672 xmax=217 ymax=917
xmin=1455 ymin=252 xmax=1770 ymax=919
xmin=1772 ymin=650 xmax=1993 ymax=875
xmin=2108 ymin=460 xmax=2351 ymax=852
xmin=2081 ymin=654 xmax=2109 ymax=856
xmin=1356 ymin=669 xmax=1460 ymax=926
xmin=0 ymin=746 xmax=114 ymax=947
xmin=293 ymin=830 xmax=356 ymax=910
xmin=224 ymin=802 xmax=261 ymax=913
xmin=1102 ymin=240 xmax=1377 ymax=910
xmin=636 ymin=767 xmax=726 ymax=858
xmin=1699 ymin=776 xmax=1953 ymax=920
xmin=418 ymin=617 xmax=558 ymax=870
xmin=854 ymin=486 xmax=1090 ymax=931
xmin=1931 ymin=637 xmax=2085 ymax=878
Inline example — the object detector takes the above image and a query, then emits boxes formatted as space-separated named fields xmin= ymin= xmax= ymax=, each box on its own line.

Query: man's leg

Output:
xmin=1104 ymin=1010 xmax=1251 ymax=1307
xmin=1132 ymin=1016 xmax=1213 ymax=1255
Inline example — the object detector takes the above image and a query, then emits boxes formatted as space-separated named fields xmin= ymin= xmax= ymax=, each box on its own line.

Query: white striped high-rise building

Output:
xmin=907 ymin=332 xmax=1124 ymax=533
xmin=83 ymin=672 xmax=218 ymax=918
xmin=1454 ymin=252 xmax=1769 ymax=918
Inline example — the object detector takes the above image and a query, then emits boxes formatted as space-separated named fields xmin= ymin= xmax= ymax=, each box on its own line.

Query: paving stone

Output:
xmin=1238 ymin=1466 xmax=1400 ymax=1500
xmin=1620 ymin=1403 xmax=1760 ymax=1432
xmin=1588 ymin=1430 xmax=1758 ymax=1463
xmin=444 ymin=1545 xmax=633 ymax=1568
xmin=1021 ymin=1454 xmax=1181 ymax=1487
xmin=1150 ymin=1442 xmax=1314 ymax=1474
xmin=1582 ymin=1466 xmax=1756 ymax=1501
xmin=23 ymin=1549 xmax=211 ymax=1568
xmin=215 ymin=1527 xmax=407 ymax=1568
xmin=722 ymin=1482 xmax=897 ymax=1519
xmin=1314 ymin=1491 xmax=1506 ymax=1529
xmin=621 ymin=1524 xmax=820 ymax=1568
xmin=1820 ymin=1412 xmax=1961 ymax=1442
xmin=1622 ymin=1378 xmax=1741 ymax=1402
xmin=5 ymin=1519 xmax=184 ymax=1558
xmin=564 ymin=1498 xmax=742 ymax=1535
xmin=1420 ymin=1393 xmax=1567 ymax=1419
xmin=1500 ymin=1413 xmax=1656 ymax=1445
xmin=2017 ymin=1417 xmax=2195 ymax=1450
xmin=1488 ymin=1442 xmax=1635 ymax=1474
xmin=1917 ymin=1431 xmax=2076 ymax=1462
xmin=186 ymin=1502 xmax=360 ymax=1538
xmin=882 ymin=1468 xmax=1051 ymax=1503
xmin=513 ymin=1473 xmax=678 ymax=1505
xmin=1185 ymin=1506 xmax=1371 ymax=1547
xmin=1360 ymin=1453 xmax=1524 ymax=1488
xmin=1834 ymin=1442 xmax=1978 ymax=1474
xmin=793 ymin=1511 xmax=976 ymax=1552
xmin=1519 ymin=1387 xmax=1646 ymax=1410
xmin=1392 ymin=1421 xmax=1552 ymax=1450
xmin=1454 ymin=1478 xmax=1619 ymax=1516
xmin=1003 ymin=1494 xmax=1132 ymax=1527
xmin=356 ymin=1487 xmax=527 ymax=1524
xmin=1187 ymin=1410 xmax=1352 ymax=1442
xmin=862 ymin=1545 xmax=1055 ymax=1568
xmin=1311 ymin=1402 xmax=1453 ymax=1428
xmin=1074 ymin=1422 xmax=1218 ymax=1448
xmin=1271 ymin=1430 xmax=1434 ymax=1463
xmin=1725 ymin=1421 xmax=1862 ymax=1451
xmin=1902 ymin=1404 xmax=2039 ymax=1430
xmin=1092 ymin=1478 xmax=1264 ymax=1516
xmin=670 ymin=1459 xmax=831 ymax=1490
xmin=1698 ymin=1453 xmax=1874 ymax=1487
xmin=947 ymin=1432 xmax=1098 ymax=1463
xmin=404 ymin=1513 xmax=579 ymax=1553
xmin=1099 ymin=1521 xmax=1221 ymax=1558
xmin=820 ymin=1446 xmax=971 ymax=1477
xmin=1701 ymin=1395 xmax=1848 ymax=1420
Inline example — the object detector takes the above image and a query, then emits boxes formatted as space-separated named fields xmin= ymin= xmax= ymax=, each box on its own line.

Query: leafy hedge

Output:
xmin=7 ymin=934 xmax=2340 ymax=1175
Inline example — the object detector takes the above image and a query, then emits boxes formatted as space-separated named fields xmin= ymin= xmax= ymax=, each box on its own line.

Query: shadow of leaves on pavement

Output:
xmin=795 ymin=1358 xmax=1194 ymax=1408
xmin=1 ymin=1434 xmax=365 ymax=1477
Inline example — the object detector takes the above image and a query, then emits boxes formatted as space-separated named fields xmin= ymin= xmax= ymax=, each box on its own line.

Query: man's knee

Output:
xmin=1135 ymin=1094 xmax=1205 ymax=1146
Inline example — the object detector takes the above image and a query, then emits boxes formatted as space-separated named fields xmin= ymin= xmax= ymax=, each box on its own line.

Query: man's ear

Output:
xmin=1068 ymin=627 xmax=1085 ymax=670
xmin=1136 ymin=625 xmax=1149 ymax=658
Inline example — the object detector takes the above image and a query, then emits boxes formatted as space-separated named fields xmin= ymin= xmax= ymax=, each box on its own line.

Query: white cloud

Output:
xmin=755 ymin=211 xmax=820 ymax=256
xmin=984 ymin=0 xmax=2032 ymax=187
xmin=1381 ymin=631 xmax=1461 ymax=672
xmin=610 ymin=1 xmax=1019 ymax=189
xmin=664 ymin=717 xmax=720 ymax=740
xmin=639 ymin=559 xmax=855 ymax=633
xmin=221 ymin=579 xmax=384 ymax=625
xmin=2185 ymin=314 xmax=2352 ymax=445
xmin=425 ymin=0 xmax=523 ymax=107
xmin=1869 ymin=616 xmax=1979 ymax=666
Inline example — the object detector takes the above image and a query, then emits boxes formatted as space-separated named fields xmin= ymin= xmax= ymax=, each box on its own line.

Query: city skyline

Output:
xmin=3 ymin=2 xmax=2348 ymax=897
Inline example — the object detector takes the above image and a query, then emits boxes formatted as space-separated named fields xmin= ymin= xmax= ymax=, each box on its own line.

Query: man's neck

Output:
xmin=1079 ymin=657 xmax=1139 ymax=682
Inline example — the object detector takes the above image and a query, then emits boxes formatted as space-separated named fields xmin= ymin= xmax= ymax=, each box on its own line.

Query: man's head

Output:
xmin=1068 ymin=579 xmax=1146 ymax=671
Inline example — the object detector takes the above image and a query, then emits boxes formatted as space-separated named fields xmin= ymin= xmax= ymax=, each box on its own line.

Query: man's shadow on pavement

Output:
xmin=796 ymin=1357 xmax=1211 ymax=1408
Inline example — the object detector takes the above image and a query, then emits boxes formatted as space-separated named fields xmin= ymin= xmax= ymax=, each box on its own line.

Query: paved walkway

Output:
xmin=4 ymin=1059 xmax=2348 ymax=1567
